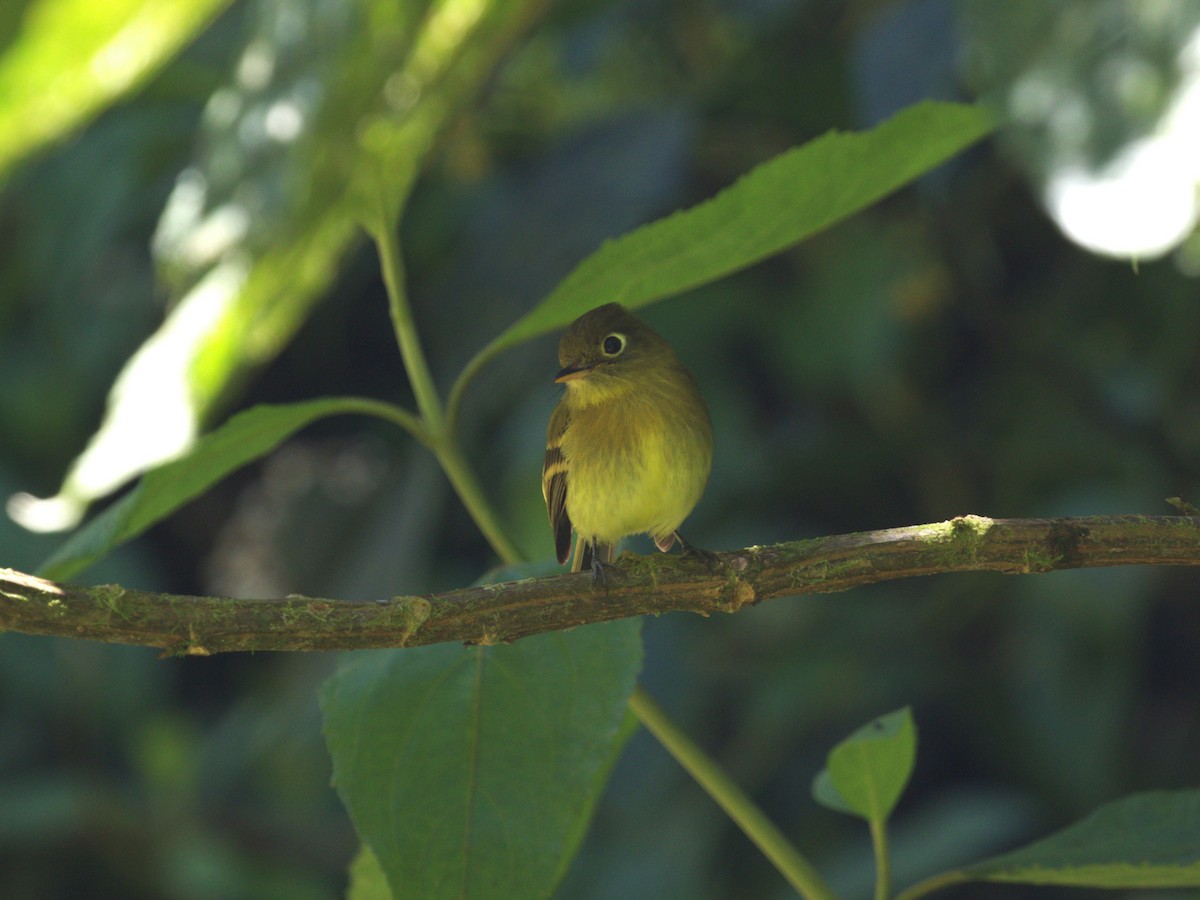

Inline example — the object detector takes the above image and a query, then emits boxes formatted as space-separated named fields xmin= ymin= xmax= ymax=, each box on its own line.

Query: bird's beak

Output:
xmin=554 ymin=365 xmax=591 ymax=383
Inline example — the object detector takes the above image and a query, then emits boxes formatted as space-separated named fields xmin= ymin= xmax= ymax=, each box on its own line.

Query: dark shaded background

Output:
xmin=3 ymin=0 xmax=1200 ymax=897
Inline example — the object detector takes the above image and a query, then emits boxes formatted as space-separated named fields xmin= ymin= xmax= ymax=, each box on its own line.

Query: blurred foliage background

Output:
xmin=2 ymin=0 xmax=1200 ymax=897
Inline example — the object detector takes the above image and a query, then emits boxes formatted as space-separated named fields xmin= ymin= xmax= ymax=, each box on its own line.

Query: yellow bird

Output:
xmin=542 ymin=303 xmax=713 ymax=576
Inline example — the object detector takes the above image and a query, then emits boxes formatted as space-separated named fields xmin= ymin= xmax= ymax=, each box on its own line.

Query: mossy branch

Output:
xmin=3 ymin=514 xmax=1198 ymax=655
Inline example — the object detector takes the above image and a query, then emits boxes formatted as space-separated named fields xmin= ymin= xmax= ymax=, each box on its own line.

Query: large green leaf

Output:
xmin=461 ymin=100 xmax=994 ymax=382
xmin=964 ymin=790 xmax=1200 ymax=887
xmin=0 ymin=0 xmax=233 ymax=179
xmin=320 ymin=621 xmax=643 ymax=900
xmin=37 ymin=397 xmax=414 ymax=581
xmin=812 ymin=707 xmax=916 ymax=823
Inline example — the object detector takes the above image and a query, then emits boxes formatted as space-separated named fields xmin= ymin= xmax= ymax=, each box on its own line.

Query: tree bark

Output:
xmin=3 ymin=515 xmax=1197 ymax=655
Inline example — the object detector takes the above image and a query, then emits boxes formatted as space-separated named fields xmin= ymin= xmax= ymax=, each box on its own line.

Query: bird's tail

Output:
xmin=571 ymin=536 xmax=615 ymax=573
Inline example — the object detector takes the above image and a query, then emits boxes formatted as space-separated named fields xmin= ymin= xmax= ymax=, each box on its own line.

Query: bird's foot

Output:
xmin=590 ymin=558 xmax=624 ymax=587
xmin=675 ymin=532 xmax=719 ymax=570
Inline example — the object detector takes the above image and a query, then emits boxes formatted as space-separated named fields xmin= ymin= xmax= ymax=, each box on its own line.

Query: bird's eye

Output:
xmin=601 ymin=333 xmax=626 ymax=357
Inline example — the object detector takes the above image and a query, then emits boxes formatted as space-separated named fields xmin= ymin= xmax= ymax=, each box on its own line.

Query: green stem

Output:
xmin=370 ymin=218 xmax=522 ymax=565
xmin=870 ymin=817 xmax=890 ymax=900
xmin=628 ymin=687 xmax=837 ymax=900
xmin=333 ymin=396 xmax=433 ymax=449
xmin=446 ymin=338 xmax=495 ymax=435
xmin=373 ymin=202 xmax=444 ymax=433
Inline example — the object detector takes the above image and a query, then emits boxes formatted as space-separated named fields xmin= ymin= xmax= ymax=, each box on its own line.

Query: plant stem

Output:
xmin=333 ymin=396 xmax=433 ymax=449
xmin=370 ymin=216 xmax=522 ymax=565
xmin=373 ymin=207 xmax=444 ymax=433
xmin=870 ymin=817 xmax=890 ymax=900
xmin=628 ymin=687 xmax=837 ymax=900
xmin=446 ymin=338 xmax=495 ymax=435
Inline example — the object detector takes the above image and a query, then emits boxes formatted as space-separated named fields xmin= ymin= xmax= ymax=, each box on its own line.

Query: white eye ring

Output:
xmin=600 ymin=332 xmax=627 ymax=357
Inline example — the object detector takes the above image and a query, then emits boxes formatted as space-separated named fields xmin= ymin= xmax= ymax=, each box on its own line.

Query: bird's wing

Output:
xmin=542 ymin=403 xmax=573 ymax=565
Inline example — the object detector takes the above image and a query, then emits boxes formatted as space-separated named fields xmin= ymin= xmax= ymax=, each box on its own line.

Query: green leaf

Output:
xmin=964 ymin=790 xmax=1200 ymax=887
xmin=470 ymin=101 xmax=993 ymax=365
xmin=813 ymin=707 xmax=916 ymax=823
xmin=348 ymin=844 xmax=392 ymax=900
xmin=320 ymin=621 xmax=643 ymax=900
xmin=0 ymin=0 xmax=233 ymax=179
xmin=37 ymin=397 xmax=411 ymax=581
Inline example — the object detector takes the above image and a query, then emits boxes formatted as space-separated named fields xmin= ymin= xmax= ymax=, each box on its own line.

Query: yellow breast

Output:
xmin=561 ymin=377 xmax=712 ymax=546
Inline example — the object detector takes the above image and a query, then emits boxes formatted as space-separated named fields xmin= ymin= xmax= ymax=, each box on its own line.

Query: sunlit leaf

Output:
xmin=0 ymin=0 xmax=233 ymax=179
xmin=813 ymin=707 xmax=916 ymax=823
xmin=321 ymin=621 xmax=642 ymax=900
xmin=15 ymin=0 xmax=543 ymax=533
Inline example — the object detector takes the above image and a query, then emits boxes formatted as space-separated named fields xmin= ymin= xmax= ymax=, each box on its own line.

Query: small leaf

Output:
xmin=813 ymin=707 xmax=916 ymax=823
xmin=964 ymin=789 xmax=1200 ymax=887
xmin=38 ymin=397 xmax=404 ymax=581
xmin=473 ymin=101 xmax=993 ymax=362
xmin=320 ymin=621 xmax=642 ymax=900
